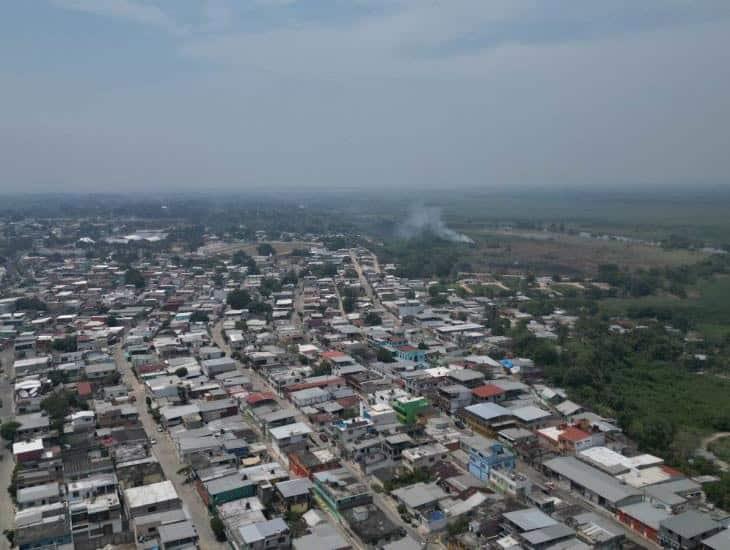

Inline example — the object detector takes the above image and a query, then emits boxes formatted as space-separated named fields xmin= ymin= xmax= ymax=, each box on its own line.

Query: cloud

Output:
xmin=4 ymin=1 xmax=730 ymax=192
xmin=49 ymin=0 xmax=181 ymax=33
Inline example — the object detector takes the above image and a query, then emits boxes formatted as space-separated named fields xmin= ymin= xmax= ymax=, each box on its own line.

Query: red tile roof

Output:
xmin=77 ymin=381 xmax=93 ymax=397
xmin=472 ymin=384 xmax=505 ymax=399
xmin=558 ymin=426 xmax=591 ymax=442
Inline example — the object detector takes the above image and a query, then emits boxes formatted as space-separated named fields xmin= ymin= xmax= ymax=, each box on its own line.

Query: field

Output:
xmin=600 ymin=275 xmax=730 ymax=342
xmin=462 ymin=229 xmax=703 ymax=276
xmin=198 ymin=240 xmax=320 ymax=258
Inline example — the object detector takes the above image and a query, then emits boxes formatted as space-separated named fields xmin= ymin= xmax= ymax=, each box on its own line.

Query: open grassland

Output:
xmin=461 ymin=229 xmax=705 ymax=275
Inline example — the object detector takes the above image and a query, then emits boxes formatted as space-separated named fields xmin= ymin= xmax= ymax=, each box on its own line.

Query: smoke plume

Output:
xmin=398 ymin=206 xmax=474 ymax=243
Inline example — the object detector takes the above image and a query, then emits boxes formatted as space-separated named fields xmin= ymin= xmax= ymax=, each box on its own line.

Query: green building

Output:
xmin=392 ymin=396 xmax=429 ymax=424
xmin=203 ymin=474 xmax=255 ymax=508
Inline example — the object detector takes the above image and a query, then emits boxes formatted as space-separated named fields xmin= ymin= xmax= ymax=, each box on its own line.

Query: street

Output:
xmin=113 ymin=346 xmax=227 ymax=550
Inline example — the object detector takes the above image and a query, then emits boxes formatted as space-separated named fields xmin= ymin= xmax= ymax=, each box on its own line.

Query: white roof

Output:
xmin=13 ymin=438 xmax=44 ymax=455
xmin=124 ymin=480 xmax=178 ymax=508
xmin=269 ymin=422 xmax=312 ymax=440
xmin=578 ymin=446 xmax=662 ymax=472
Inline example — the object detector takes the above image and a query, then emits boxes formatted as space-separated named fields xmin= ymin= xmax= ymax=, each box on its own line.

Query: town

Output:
xmin=1 ymin=212 xmax=729 ymax=550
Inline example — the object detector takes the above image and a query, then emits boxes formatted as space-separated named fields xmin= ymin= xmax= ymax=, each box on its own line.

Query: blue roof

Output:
xmin=500 ymin=359 xmax=514 ymax=369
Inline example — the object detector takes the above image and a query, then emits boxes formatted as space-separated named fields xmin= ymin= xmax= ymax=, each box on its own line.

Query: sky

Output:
xmin=2 ymin=0 xmax=730 ymax=193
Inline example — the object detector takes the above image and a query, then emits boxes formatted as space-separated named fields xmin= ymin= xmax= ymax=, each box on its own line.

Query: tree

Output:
xmin=124 ymin=267 xmax=146 ymax=289
xmin=15 ymin=297 xmax=47 ymax=311
xmin=257 ymin=243 xmax=276 ymax=256
xmin=227 ymin=289 xmax=251 ymax=309
xmin=175 ymin=367 xmax=189 ymax=378
xmin=342 ymin=296 xmax=356 ymax=313
xmin=418 ymin=342 xmax=428 ymax=350
xmin=376 ymin=348 xmax=395 ymax=363
xmin=0 ymin=421 xmax=20 ymax=442
xmin=52 ymin=335 xmax=77 ymax=353
xmin=364 ymin=312 xmax=382 ymax=326
xmin=190 ymin=311 xmax=209 ymax=323
xmin=210 ymin=515 xmax=227 ymax=542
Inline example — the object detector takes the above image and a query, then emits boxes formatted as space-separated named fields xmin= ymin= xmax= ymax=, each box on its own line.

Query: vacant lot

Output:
xmin=200 ymin=240 xmax=320 ymax=258
xmin=462 ymin=229 xmax=704 ymax=276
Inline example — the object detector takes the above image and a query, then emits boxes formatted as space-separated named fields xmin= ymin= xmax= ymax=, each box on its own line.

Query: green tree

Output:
xmin=342 ymin=296 xmax=356 ymax=313
xmin=190 ymin=311 xmax=209 ymax=323
xmin=227 ymin=289 xmax=251 ymax=309
xmin=124 ymin=267 xmax=146 ymax=289
xmin=210 ymin=515 xmax=227 ymax=542
xmin=0 ymin=421 xmax=20 ymax=442
xmin=257 ymin=243 xmax=276 ymax=256
xmin=376 ymin=348 xmax=395 ymax=363
xmin=175 ymin=367 xmax=189 ymax=378
xmin=364 ymin=312 xmax=382 ymax=326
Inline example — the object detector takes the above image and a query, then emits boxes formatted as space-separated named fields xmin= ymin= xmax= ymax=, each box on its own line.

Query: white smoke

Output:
xmin=398 ymin=206 xmax=474 ymax=243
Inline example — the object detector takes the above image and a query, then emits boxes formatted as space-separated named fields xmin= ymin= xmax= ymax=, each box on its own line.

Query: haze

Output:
xmin=2 ymin=1 xmax=730 ymax=192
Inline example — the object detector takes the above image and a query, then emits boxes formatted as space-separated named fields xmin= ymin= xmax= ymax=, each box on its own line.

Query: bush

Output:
xmin=210 ymin=515 xmax=227 ymax=542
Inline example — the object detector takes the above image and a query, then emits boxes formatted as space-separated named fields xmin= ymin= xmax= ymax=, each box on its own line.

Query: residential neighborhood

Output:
xmin=1 ymin=217 xmax=729 ymax=550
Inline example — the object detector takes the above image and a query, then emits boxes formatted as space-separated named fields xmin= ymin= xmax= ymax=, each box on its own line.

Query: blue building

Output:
xmin=394 ymin=345 xmax=427 ymax=363
xmin=461 ymin=434 xmax=515 ymax=481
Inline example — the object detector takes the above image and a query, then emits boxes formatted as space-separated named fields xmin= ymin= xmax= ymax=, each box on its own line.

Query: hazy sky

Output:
xmin=2 ymin=1 xmax=730 ymax=192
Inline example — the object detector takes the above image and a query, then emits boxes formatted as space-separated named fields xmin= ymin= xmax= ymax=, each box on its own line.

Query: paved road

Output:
xmin=113 ymin=346 xmax=227 ymax=550
xmin=348 ymin=249 xmax=399 ymax=327
xmin=0 ymin=349 xmax=15 ymax=550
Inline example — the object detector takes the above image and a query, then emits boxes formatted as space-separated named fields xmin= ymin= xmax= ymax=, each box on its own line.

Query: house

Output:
xmin=543 ymin=457 xmax=643 ymax=511
xmin=401 ymin=443 xmax=449 ymax=472
xmin=394 ymin=345 xmax=426 ymax=362
xmin=275 ymin=478 xmax=313 ymax=513
xmin=238 ymin=517 xmax=290 ymax=550
xmin=312 ymin=468 xmax=372 ymax=513
xmin=15 ymin=412 xmax=51 ymax=439
xmin=617 ymin=502 xmax=670 ymax=543
xmin=201 ymin=356 xmax=237 ymax=377
xmin=17 ymin=482 xmax=62 ymax=509
xmin=446 ymin=368 xmax=485 ymax=388
xmin=203 ymin=474 xmax=255 ymax=508
xmin=659 ymin=511 xmax=722 ymax=550
xmin=471 ymin=383 xmax=506 ymax=403
xmin=15 ymin=502 xmax=72 ymax=550
xmin=392 ymin=396 xmax=429 ymax=424
xmin=288 ymin=449 xmax=340 ymax=479
xmin=461 ymin=435 xmax=515 ymax=481
xmin=459 ymin=402 xmax=514 ymax=436
xmin=158 ymin=520 xmax=199 ymax=550
xmin=434 ymin=384 xmax=472 ymax=414
xmin=13 ymin=438 xmax=45 ymax=464
xmin=124 ymin=480 xmax=181 ymax=519
xmin=391 ymin=482 xmax=448 ymax=532
xmin=537 ymin=423 xmax=605 ymax=455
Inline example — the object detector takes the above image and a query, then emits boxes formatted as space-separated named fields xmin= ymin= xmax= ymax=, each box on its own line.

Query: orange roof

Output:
xmin=322 ymin=351 xmax=346 ymax=359
xmin=472 ymin=384 xmax=505 ymax=398
xmin=558 ymin=426 xmax=591 ymax=442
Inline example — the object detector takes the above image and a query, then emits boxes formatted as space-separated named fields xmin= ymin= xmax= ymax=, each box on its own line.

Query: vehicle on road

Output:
xmin=150 ymin=438 xmax=157 ymax=445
